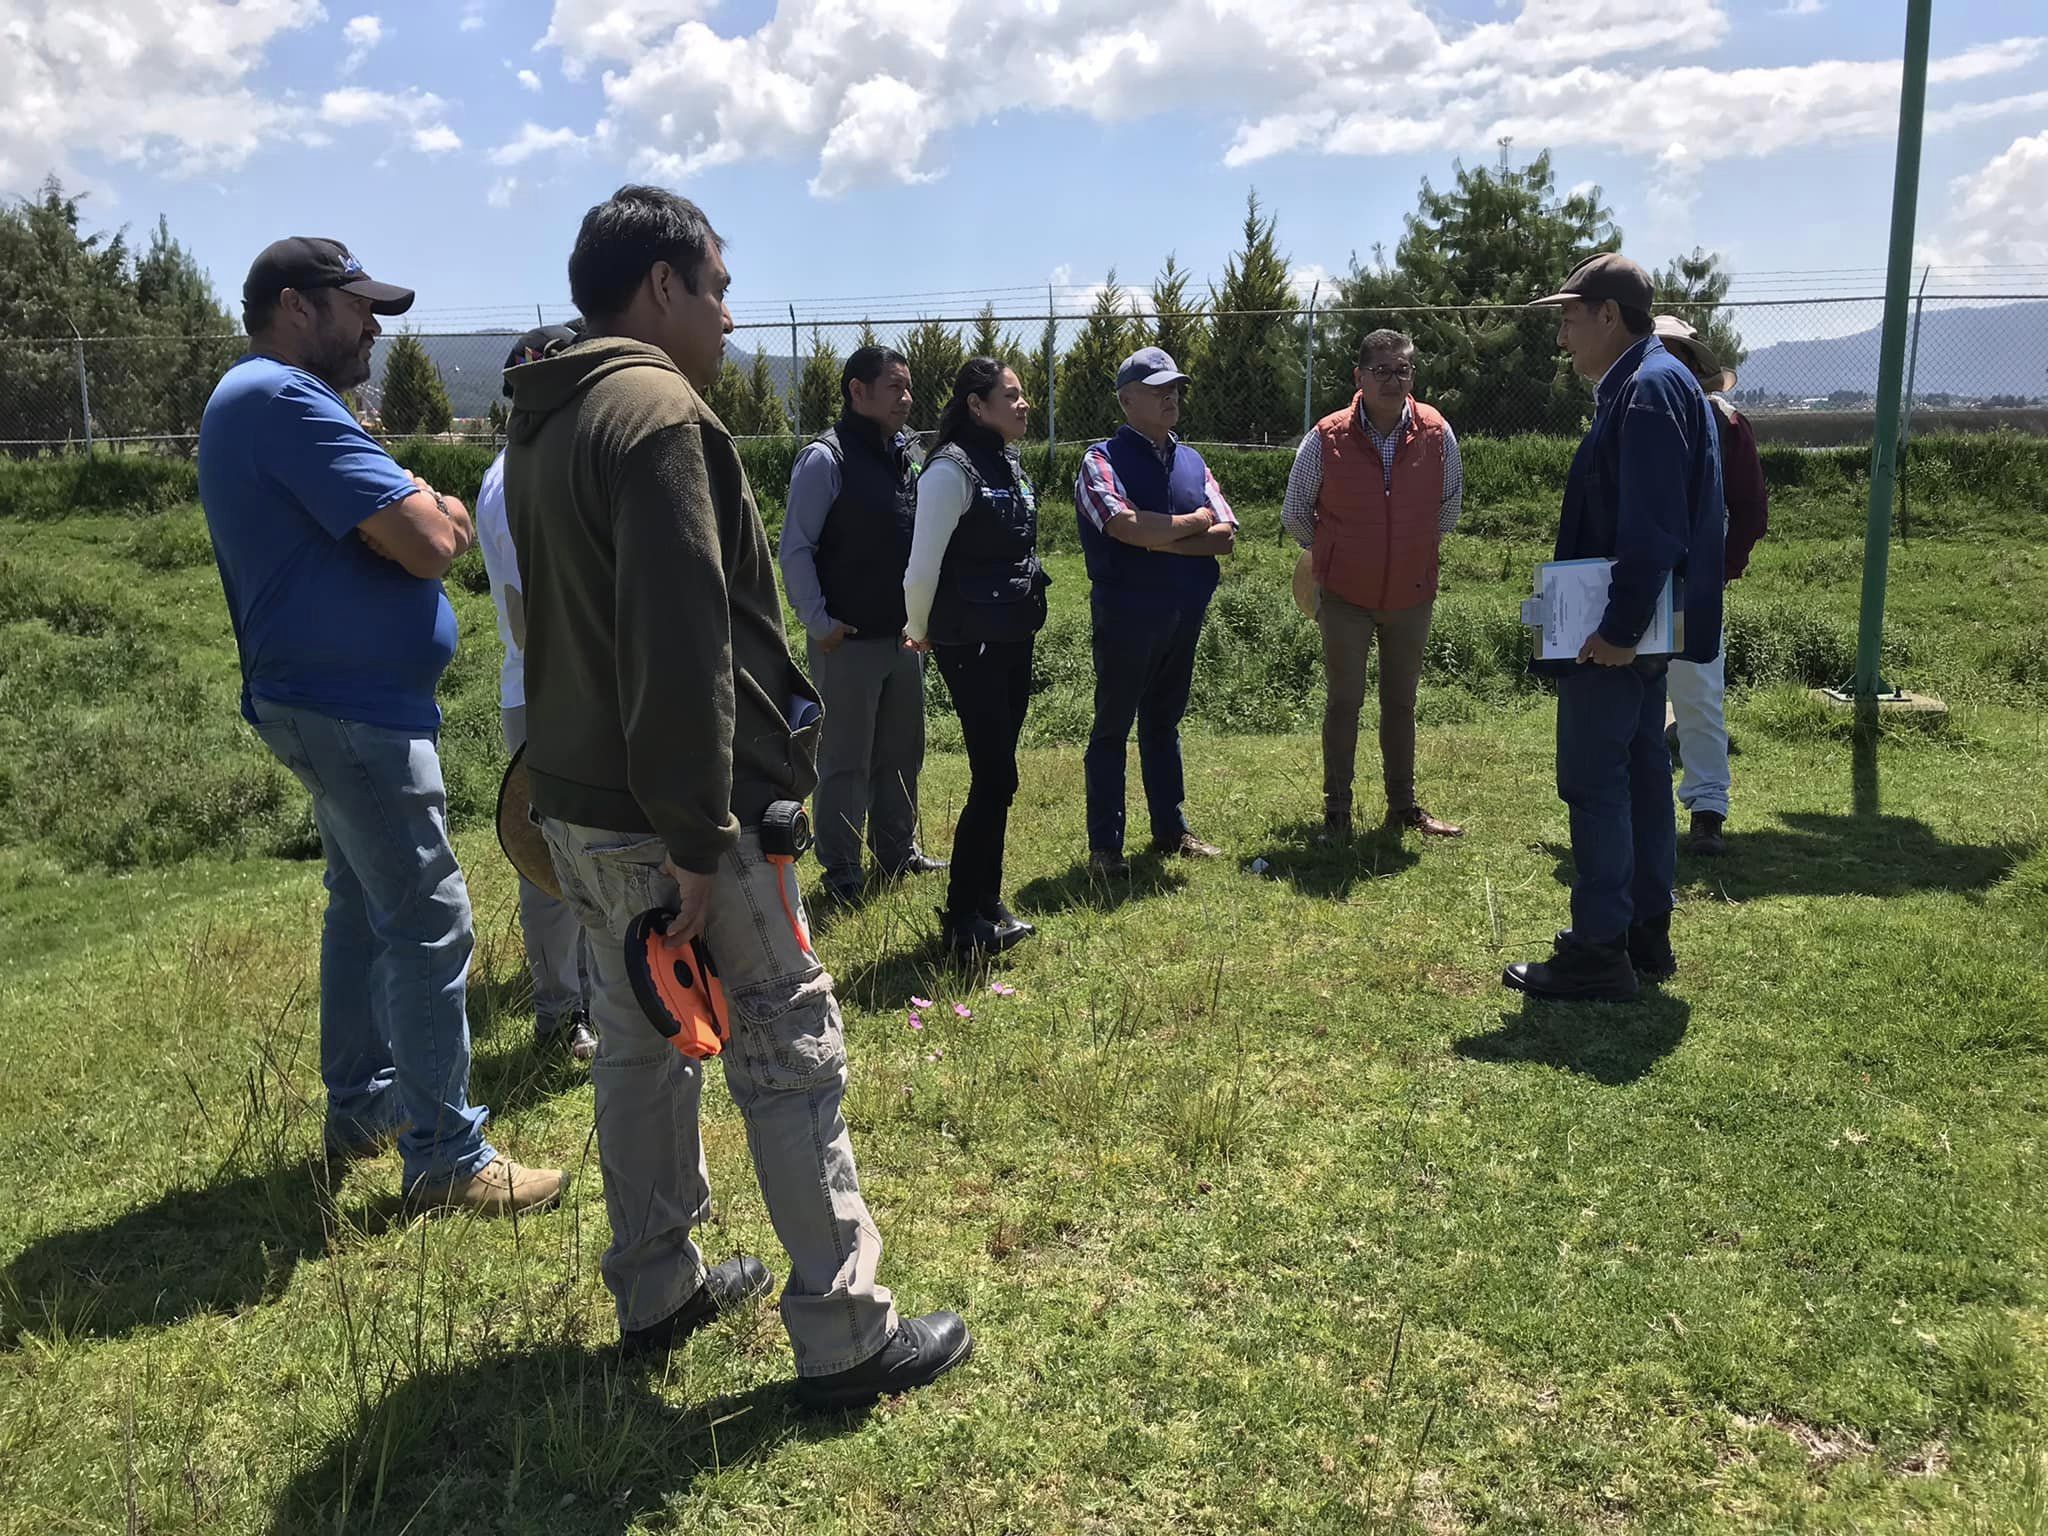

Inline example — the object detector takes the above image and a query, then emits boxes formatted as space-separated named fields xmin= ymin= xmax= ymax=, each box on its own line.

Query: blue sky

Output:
xmin=7 ymin=1 xmax=2044 ymax=337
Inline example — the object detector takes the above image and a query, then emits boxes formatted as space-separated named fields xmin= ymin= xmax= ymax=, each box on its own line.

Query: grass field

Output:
xmin=1 ymin=444 xmax=2045 ymax=1532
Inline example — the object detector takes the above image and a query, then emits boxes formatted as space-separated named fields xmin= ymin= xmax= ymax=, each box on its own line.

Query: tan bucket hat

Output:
xmin=496 ymin=745 xmax=563 ymax=901
xmin=1652 ymin=314 xmax=1737 ymax=395
xmin=1291 ymin=549 xmax=1318 ymax=620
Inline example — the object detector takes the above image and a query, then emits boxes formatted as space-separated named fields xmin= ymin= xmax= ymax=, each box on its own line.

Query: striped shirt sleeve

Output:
xmin=1281 ymin=432 xmax=1322 ymax=550
xmin=1439 ymin=421 xmax=1465 ymax=537
xmin=1074 ymin=445 xmax=1132 ymax=532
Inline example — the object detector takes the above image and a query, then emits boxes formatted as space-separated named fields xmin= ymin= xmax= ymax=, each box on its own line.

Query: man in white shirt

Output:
xmin=475 ymin=324 xmax=596 ymax=1060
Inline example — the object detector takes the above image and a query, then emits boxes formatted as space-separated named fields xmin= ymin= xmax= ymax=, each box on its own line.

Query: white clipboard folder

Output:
xmin=1520 ymin=559 xmax=1679 ymax=661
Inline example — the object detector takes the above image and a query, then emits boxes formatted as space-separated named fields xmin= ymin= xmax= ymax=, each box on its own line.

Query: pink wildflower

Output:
xmin=910 ymin=996 xmax=934 ymax=1010
xmin=953 ymin=1002 xmax=972 ymax=1020
xmin=990 ymin=982 xmax=1016 ymax=998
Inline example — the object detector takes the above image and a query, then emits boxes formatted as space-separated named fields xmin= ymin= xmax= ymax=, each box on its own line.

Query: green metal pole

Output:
xmin=1853 ymin=0 xmax=1932 ymax=704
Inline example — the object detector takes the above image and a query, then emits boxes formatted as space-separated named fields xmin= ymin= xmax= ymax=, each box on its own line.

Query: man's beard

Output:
xmin=311 ymin=330 xmax=373 ymax=392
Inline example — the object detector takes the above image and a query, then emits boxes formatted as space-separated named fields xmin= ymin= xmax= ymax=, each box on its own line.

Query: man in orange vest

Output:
xmin=1283 ymin=328 xmax=1465 ymax=844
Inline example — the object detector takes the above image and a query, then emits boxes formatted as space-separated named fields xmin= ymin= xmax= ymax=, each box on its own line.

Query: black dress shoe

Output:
xmin=1688 ymin=811 xmax=1728 ymax=857
xmin=1627 ymin=913 xmax=1677 ymax=983
xmin=882 ymin=852 xmax=949 ymax=879
xmin=979 ymin=899 xmax=1035 ymax=937
xmin=939 ymin=909 xmax=1028 ymax=959
xmin=619 ymin=1256 xmax=774 ymax=1359
xmin=794 ymin=1311 xmax=974 ymax=1411
xmin=1503 ymin=933 xmax=1639 ymax=1002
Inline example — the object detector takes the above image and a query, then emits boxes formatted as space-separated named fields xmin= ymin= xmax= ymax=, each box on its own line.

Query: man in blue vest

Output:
xmin=779 ymin=345 xmax=947 ymax=904
xmin=1075 ymin=347 xmax=1238 ymax=877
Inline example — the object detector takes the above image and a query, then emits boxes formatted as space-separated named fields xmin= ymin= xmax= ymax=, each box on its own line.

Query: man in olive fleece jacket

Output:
xmin=505 ymin=333 xmax=816 ymax=865
xmin=503 ymin=185 xmax=970 ymax=1410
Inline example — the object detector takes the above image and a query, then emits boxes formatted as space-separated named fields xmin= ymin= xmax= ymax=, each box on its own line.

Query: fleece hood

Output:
xmin=506 ymin=336 xmax=683 ymax=444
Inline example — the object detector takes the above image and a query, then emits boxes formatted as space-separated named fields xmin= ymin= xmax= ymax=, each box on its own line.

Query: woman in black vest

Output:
xmin=903 ymin=357 xmax=1045 ymax=958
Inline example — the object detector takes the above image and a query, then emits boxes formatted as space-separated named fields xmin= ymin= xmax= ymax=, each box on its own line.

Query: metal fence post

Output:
xmin=1300 ymin=282 xmax=1319 ymax=436
xmin=72 ymin=328 xmax=94 ymax=454
xmin=1850 ymin=0 xmax=1931 ymax=709
xmin=789 ymin=304 xmax=801 ymax=436
xmin=1045 ymin=285 xmax=1058 ymax=465
xmin=1899 ymin=265 xmax=1932 ymax=542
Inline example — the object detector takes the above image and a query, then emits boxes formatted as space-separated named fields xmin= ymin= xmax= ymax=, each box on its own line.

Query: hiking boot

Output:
xmin=1688 ymin=811 xmax=1728 ymax=857
xmin=1503 ymin=933 xmax=1639 ymax=1003
xmin=820 ymin=872 xmax=866 ymax=906
xmin=1627 ymin=914 xmax=1677 ymax=984
xmin=881 ymin=851 xmax=949 ymax=879
xmin=405 ymin=1155 xmax=567 ymax=1218
xmin=794 ymin=1311 xmax=975 ymax=1411
xmin=537 ymin=1006 xmax=598 ymax=1062
xmin=1392 ymin=805 xmax=1464 ymax=839
xmin=979 ymin=899 xmax=1035 ymax=938
xmin=619 ymin=1256 xmax=774 ymax=1360
xmin=1318 ymin=808 xmax=1353 ymax=846
xmin=1088 ymin=850 xmax=1132 ymax=879
xmin=1159 ymin=831 xmax=1223 ymax=859
xmin=939 ymin=908 xmax=1028 ymax=960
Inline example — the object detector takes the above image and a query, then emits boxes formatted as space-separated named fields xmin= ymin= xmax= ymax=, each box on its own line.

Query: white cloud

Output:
xmin=412 ymin=124 xmax=462 ymax=154
xmin=0 ymin=0 xmax=326 ymax=184
xmin=517 ymin=68 xmax=543 ymax=93
xmin=489 ymin=122 xmax=589 ymax=165
xmin=1774 ymin=0 xmax=1825 ymax=14
xmin=530 ymin=0 xmax=2048 ymax=202
xmin=1920 ymin=130 xmax=2048 ymax=271
xmin=1289 ymin=262 xmax=1331 ymax=302
xmin=341 ymin=15 xmax=383 ymax=75
xmin=461 ymin=0 xmax=487 ymax=30
xmin=488 ymin=175 xmax=520 ymax=208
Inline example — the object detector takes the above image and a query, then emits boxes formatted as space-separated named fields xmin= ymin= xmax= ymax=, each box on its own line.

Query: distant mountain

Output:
xmin=394 ymin=331 xmax=799 ymax=420
xmin=1734 ymin=301 xmax=2047 ymax=403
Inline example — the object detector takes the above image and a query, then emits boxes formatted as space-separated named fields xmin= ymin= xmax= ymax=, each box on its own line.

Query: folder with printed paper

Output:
xmin=1519 ymin=559 xmax=1679 ymax=661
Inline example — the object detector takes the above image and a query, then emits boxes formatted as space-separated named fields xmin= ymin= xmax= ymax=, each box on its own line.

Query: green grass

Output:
xmin=2 ymin=451 xmax=2046 ymax=1531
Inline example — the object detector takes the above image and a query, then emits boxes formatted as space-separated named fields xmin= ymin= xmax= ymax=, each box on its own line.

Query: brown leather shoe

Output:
xmin=1161 ymin=832 xmax=1222 ymax=859
xmin=406 ymin=1155 xmax=567 ymax=1218
xmin=1392 ymin=805 xmax=1464 ymax=839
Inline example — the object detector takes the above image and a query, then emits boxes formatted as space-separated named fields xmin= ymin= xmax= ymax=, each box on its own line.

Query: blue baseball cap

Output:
xmin=1116 ymin=346 xmax=1188 ymax=390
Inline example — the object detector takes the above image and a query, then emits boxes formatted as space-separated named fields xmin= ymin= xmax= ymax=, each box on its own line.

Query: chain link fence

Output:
xmin=4 ymin=296 xmax=2042 ymax=454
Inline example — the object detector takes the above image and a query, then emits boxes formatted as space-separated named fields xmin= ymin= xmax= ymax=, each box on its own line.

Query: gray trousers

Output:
xmin=501 ymin=707 xmax=591 ymax=1028
xmin=539 ymin=818 xmax=897 ymax=1375
xmin=806 ymin=634 xmax=926 ymax=886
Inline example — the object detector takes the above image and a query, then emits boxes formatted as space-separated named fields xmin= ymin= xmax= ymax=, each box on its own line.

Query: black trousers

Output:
xmin=933 ymin=638 xmax=1035 ymax=920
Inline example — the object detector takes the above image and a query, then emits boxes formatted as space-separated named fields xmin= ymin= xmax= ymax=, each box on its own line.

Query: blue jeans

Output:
xmin=250 ymin=699 xmax=496 ymax=1187
xmin=1084 ymin=592 xmax=1207 ymax=854
xmin=1555 ymin=662 xmax=1677 ymax=945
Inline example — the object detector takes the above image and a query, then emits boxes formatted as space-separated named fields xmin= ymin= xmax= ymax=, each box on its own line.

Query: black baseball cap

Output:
xmin=502 ymin=322 xmax=582 ymax=396
xmin=243 ymin=237 xmax=415 ymax=315
xmin=1532 ymin=252 xmax=1654 ymax=313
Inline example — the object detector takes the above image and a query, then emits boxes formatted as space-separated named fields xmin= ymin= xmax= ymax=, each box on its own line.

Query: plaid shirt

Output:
xmin=1076 ymin=432 xmax=1236 ymax=533
xmin=1281 ymin=399 xmax=1464 ymax=549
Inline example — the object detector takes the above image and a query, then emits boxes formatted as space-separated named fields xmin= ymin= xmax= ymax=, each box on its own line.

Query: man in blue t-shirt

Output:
xmin=198 ymin=237 xmax=564 ymax=1216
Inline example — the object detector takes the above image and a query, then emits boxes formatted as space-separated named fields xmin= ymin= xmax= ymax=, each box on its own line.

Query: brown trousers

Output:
xmin=1317 ymin=591 xmax=1434 ymax=816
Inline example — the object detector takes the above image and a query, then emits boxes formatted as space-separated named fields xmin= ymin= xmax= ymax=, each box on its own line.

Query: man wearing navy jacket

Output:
xmin=1508 ymin=254 xmax=1726 ymax=1002
xmin=1074 ymin=348 xmax=1237 ymax=876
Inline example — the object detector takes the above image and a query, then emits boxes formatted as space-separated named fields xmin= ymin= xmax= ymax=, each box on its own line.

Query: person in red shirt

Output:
xmin=1653 ymin=316 xmax=1768 ymax=857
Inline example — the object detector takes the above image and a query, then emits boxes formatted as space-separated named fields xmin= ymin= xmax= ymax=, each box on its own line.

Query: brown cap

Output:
xmin=1652 ymin=314 xmax=1736 ymax=394
xmin=1532 ymin=252 xmax=1654 ymax=312
xmin=496 ymin=746 xmax=563 ymax=902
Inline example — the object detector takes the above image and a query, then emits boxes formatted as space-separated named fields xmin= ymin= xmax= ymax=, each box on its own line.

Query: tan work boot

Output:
xmin=406 ymin=1155 xmax=567 ymax=1218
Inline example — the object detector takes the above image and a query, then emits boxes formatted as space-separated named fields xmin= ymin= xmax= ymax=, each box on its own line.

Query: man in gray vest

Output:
xmin=780 ymin=345 xmax=946 ymax=904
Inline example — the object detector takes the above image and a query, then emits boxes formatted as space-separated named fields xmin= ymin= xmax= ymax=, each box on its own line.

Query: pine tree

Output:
xmin=378 ymin=330 xmax=454 ymax=436
xmin=746 ymin=350 xmax=788 ymax=433
xmin=969 ymin=301 xmax=1024 ymax=370
xmin=134 ymin=214 xmax=237 ymax=449
xmin=1017 ymin=314 xmax=1057 ymax=439
xmin=899 ymin=318 xmax=966 ymax=434
xmin=1655 ymin=247 xmax=1747 ymax=379
xmin=857 ymin=319 xmax=882 ymax=350
xmin=703 ymin=358 xmax=750 ymax=429
xmin=1146 ymin=254 xmax=1210 ymax=434
xmin=796 ymin=325 xmax=842 ymax=436
xmin=1206 ymin=191 xmax=1301 ymax=443
xmin=1384 ymin=148 xmax=1618 ymax=435
xmin=1314 ymin=242 xmax=1405 ymax=417
xmin=1056 ymin=271 xmax=1137 ymax=444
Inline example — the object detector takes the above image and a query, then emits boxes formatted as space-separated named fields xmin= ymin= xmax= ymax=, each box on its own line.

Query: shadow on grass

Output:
xmin=1014 ymin=851 xmax=1189 ymax=917
xmin=0 ymin=1156 xmax=398 ymax=1344
xmin=1250 ymin=819 xmax=1421 ymax=901
xmin=265 ymin=1345 xmax=870 ymax=1536
xmin=1453 ymin=994 xmax=1691 ymax=1086
xmin=1540 ymin=815 xmax=2027 ymax=901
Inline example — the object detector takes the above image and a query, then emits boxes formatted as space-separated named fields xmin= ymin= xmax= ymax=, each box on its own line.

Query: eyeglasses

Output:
xmin=1364 ymin=363 xmax=1415 ymax=381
